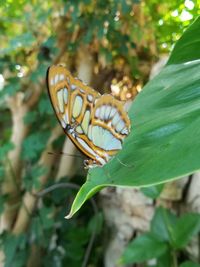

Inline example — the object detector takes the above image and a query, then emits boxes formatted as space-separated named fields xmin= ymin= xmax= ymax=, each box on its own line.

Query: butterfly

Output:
xmin=46 ymin=65 xmax=131 ymax=169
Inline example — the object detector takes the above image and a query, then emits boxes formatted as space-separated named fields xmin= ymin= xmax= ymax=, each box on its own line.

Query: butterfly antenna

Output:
xmin=116 ymin=157 xmax=134 ymax=168
xmin=48 ymin=151 xmax=84 ymax=159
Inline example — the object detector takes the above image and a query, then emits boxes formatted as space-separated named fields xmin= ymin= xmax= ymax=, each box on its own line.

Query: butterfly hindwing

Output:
xmin=90 ymin=94 xmax=130 ymax=157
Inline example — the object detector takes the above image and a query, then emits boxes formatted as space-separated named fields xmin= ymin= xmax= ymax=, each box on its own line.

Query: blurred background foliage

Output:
xmin=0 ymin=0 xmax=200 ymax=267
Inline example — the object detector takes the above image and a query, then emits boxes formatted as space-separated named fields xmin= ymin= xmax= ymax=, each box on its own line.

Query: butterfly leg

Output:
xmin=84 ymin=159 xmax=100 ymax=169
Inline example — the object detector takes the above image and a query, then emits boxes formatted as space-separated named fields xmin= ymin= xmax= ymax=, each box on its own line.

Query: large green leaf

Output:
xmin=167 ymin=16 xmax=200 ymax=65
xmin=66 ymin=17 xmax=200 ymax=218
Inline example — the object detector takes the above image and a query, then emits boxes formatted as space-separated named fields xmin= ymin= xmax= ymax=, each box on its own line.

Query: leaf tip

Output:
xmin=64 ymin=212 xmax=73 ymax=219
xmin=64 ymin=213 xmax=72 ymax=220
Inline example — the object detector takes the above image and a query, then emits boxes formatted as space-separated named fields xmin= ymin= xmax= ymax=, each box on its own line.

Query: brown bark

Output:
xmin=1 ymin=93 xmax=29 ymax=232
xmin=27 ymin=245 xmax=43 ymax=267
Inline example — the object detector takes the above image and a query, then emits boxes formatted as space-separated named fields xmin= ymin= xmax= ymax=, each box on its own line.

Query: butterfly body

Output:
xmin=47 ymin=65 xmax=131 ymax=168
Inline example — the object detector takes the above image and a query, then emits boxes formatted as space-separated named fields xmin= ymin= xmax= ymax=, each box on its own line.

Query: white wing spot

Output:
xmin=57 ymin=89 xmax=64 ymax=113
xmin=87 ymin=94 xmax=93 ymax=102
xmin=61 ymin=119 xmax=67 ymax=129
xmin=72 ymin=95 xmax=83 ymax=118
xmin=59 ymin=74 xmax=64 ymax=81
xmin=50 ymin=78 xmax=54 ymax=86
xmin=88 ymin=125 xmax=92 ymax=140
xmin=105 ymin=105 xmax=112 ymax=120
xmin=109 ymin=107 xmax=117 ymax=119
xmin=63 ymin=88 xmax=68 ymax=104
xmin=112 ymin=112 xmax=121 ymax=126
xmin=81 ymin=110 xmax=90 ymax=134
xmin=121 ymin=127 xmax=129 ymax=135
xmin=91 ymin=125 xmax=122 ymax=150
xmin=116 ymin=120 xmax=126 ymax=133
xmin=95 ymin=108 xmax=100 ymax=118
xmin=71 ymin=84 xmax=76 ymax=90
xmin=54 ymin=74 xmax=59 ymax=84
xmin=99 ymin=105 xmax=106 ymax=120
xmin=62 ymin=113 xmax=68 ymax=124
xmin=76 ymin=126 xmax=84 ymax=134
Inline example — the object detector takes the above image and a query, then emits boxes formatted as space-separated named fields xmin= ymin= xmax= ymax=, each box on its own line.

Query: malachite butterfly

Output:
xmin=46 ymin=65 xmax=131 ymax=168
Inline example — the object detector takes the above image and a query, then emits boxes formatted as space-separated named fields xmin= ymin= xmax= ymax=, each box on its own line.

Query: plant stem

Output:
xmin=172 ymin=250 xmax=178 ymax=267
xmin=198 ymin=233 xmax=200 ymax=263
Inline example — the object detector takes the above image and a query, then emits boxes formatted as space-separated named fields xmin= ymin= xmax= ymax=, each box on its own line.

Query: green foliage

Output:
xmin=151 ymin=207 xmax=177 ymax=243
xmin=0 ymin=184 xmax=103 ymax=267
xmin=172 ymin=213 xmax=200 ymax=249
xmin=0 ymin=1 xmax=200 ymax=266
xmin=141 ymin=184 xmax=164 ymax=199
xmin=146 ymin=0 xmax=200 ymax=52
xmin=67 ymin=15 xmax=200 ymax=218
xmin=167 ymin=16 xmax=200 ymax=64
xmin=22 ymin=132 xmax=50 ymax=160
xmin=121 ymin=207 xmax=200 ymax=266
xmin=24 ymin=111 xmax=38 ymax=125
xmin=38 ymin=96 xmax=53 ymax=115
xmin=1 ymin=32 xmax=35 ymax=55
xmin=23 ymin=165 xmax=47 ymax=190
xmin=180 ymin=262 xmax=200 ymax=267
xmin=0 ymin=142 xmax=15 ymax=158
xmin=0 ymin=77 xmax=20 ymax=98
xmin=3 ymin=234 xmax=27 ymax=267
xmin=121 ymin=232 xmax=168 ymax=264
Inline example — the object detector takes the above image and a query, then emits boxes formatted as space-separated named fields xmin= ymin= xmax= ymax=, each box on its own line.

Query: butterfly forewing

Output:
xmin=47 ymin=65 xmax=104 ymax=165
xmin=47 ymin=65 xmax=131 ymax=168
xmin=47 ymin=66 xmax=72 ymax=128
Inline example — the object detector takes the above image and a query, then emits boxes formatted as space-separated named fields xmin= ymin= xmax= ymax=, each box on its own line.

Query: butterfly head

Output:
xmin=83 ymin=159 xmax=104 ymax=169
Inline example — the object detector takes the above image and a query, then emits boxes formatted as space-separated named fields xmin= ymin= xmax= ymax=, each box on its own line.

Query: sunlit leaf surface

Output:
xmin=68 ymin=18 xmax=200 ymax=217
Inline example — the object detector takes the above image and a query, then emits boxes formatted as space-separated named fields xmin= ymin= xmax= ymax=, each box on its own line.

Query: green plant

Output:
xmin=0 ymin=180 xmax=103 ymax=267
xmin=121 ymin=207 xmax=200 ymax=267
xmin=68 ymin=15 xmax=200 ymax=218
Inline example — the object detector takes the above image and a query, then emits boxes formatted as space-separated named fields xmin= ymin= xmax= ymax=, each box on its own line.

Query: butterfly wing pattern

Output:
xmin=47 ymin=65 xmax=131 ymax=168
